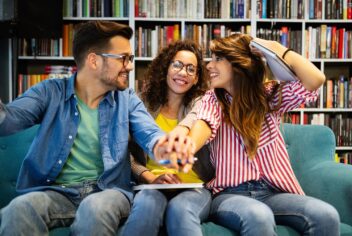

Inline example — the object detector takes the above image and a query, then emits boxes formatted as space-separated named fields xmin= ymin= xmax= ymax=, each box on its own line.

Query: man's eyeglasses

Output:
xmin=170 ymin=60 xmax=197 ymax=76
xmin=96 ymin=53 xmax=134 ymax=67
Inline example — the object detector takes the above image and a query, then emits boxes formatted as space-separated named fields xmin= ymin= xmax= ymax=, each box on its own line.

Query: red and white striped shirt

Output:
xmin=197 ymin=81 xmax=318 ymax=195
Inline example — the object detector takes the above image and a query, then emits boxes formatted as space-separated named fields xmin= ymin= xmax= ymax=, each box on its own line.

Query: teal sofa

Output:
xmin=1 ymin=124 xmax=352 ymax=235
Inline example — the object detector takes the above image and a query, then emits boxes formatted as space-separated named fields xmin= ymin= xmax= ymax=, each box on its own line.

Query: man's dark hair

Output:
xmin=73 ymin=20 xmax=133 ymax=69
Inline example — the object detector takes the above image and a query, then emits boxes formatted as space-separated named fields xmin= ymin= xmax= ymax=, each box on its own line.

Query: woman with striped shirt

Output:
xmin=185 ymin=34 xmax=340 ymax=235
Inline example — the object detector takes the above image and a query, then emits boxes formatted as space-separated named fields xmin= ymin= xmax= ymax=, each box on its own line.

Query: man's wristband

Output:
xmin=282 ymin=48 xmax=294 ymax=59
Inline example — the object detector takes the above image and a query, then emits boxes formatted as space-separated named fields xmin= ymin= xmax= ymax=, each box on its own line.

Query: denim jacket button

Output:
xmin=68 ymin=135 xmax=73 ymax=139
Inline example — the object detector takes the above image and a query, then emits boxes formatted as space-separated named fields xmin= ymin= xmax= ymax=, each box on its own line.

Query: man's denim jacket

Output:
xmin=0 ymin=74 xmax=164 ymax=202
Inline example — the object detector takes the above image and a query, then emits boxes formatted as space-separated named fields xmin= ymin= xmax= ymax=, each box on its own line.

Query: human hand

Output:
xmin=166 ymin=125 xmax=193 ymax=154
xmin=151 ymin=173 xmax=181 ymax=184
xmin=154 ymin=132 xmax=195 ymax=159
xmin=154 ymin=137 xmax=196 ymax=173
xmin=158 ymin=150 xmax=195 ymax=173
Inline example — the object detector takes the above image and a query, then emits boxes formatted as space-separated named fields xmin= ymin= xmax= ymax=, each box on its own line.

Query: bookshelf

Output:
xmin=4 ymin=0 xmax=352 ymax=163
xmin=0 ymin=38 xmax=13 ymax=103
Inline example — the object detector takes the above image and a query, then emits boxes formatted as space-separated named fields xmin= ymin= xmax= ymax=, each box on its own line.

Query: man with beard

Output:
xmin=0 ymin=21 xmax=181 ymax=236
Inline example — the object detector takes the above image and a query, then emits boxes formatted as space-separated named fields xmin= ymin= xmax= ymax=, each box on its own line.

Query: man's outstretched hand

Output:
xmin=153 ymin=134 xmax=196 ymax=173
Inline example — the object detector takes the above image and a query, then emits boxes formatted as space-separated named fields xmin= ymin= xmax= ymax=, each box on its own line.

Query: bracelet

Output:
xmin=282 ymin=48 xmax=293 ymax=59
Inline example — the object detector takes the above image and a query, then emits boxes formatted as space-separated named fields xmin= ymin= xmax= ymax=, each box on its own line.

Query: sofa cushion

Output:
xmin=341 ymin=223 xmax=352 ymax=236
xmin=2 ymin=124 xmax=352 ymax=236
xmin=0 ymin=125 xmax=39 ymax=208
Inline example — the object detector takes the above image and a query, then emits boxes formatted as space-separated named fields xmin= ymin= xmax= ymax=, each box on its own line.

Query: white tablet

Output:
xmin=133 ymin=183 xmax=204 ymax=191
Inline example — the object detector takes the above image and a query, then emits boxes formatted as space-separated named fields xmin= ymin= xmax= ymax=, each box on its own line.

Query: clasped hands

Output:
xmin=153 ymin=131 xmax=195 ymax=173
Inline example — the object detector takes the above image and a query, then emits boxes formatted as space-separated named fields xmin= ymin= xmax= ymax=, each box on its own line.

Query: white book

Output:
xmin=311 ymin=27 xmax=317 ymax=59
xmin=326 ymin=26 xmax=332 ymax=59
xmin=151 ymin=29 xmax=158 ymax=57
xmin=133 ymin=183 xmax=204 ymax=191
xmin=249 ymin=40 xmax=297 ymax=81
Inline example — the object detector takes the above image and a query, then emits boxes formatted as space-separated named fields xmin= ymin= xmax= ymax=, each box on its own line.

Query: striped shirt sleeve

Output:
xmin=196 ymin=90 xmax=222 ymax=142
xmin=178 ymin=98 xmax=202 ymax=129
xmin=271 ymin=81 xmax=319 ymax=115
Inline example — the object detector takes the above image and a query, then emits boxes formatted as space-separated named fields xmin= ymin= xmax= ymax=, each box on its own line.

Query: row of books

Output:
xmin=18 ymin=23 xmax=351 ymax=60
xmin=135 ymin=25 xmax=181 ymax=58
xmin=63 ymin=24 xmax=76 ymax=57
xmin=18 ymin=23 xmax=81 ymax=57
xmin=283 ymin=113 xmax=301 ymax=124
xmin=17 ymin=66 xmax=76 ymax=96
xmin=63 ymin=0 xmax=129 ymax=18
xmin=323 ymin=76 xmax=352 ymax=109
xmin=134 ymin=24 xmax=306 ymax=58
xmin=257 ymin=0 xmax=352 ymax=19
xmin=134 ymin=24 xmax=252 ymax=58
xmin=135 ymin=0 xmax=249 ymax=19
xmin=285 ymin=76 xmax=352 ymax=110
xmin=305 ymin=25 xmax=352 ymax=59
xmin=307 ymin=113 xmax=352 ymax=146
xmin=286 ymin=113 xmax=352 ymax=147
xmin=184 ymin=24 xmax=251 ymax=58
xmin=335 ymin=152 xmax=352 ymax=165
xmin=279 ymin=112 xmax=352 ymax=147
xmin=18 ymin=38 xmax=61 ymax=57
xmin=324 ymin=0 xmax=352 ymax=19
xmin=256 ymin=27 xmax=302 ymax=54
xmin=17 ymin=73 xmax=75 ymax=96
xmin=257 ymin=0 xmax=304 ymax=19
xmin=308 ymin=0 xmax=323 ymax=19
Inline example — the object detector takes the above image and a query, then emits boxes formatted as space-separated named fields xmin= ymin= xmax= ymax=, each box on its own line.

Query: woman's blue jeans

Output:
xmin=210 ymin=180 xmax=340 ymax=236
xmin=121 ymin=187 xmax=211 ymax=236
xmin=0 ymin=181 xmax=130 ymax=236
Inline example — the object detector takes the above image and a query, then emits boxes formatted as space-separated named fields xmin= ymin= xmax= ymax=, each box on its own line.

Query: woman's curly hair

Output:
xmin=140 ymin=40 xmax=209 ymax=112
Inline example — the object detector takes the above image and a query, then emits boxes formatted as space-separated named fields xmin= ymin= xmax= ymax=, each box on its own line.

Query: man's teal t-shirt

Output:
xmin=55 ymin=96 xmax=104 ymax=185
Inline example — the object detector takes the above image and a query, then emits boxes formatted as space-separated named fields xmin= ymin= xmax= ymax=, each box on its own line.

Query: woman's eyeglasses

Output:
xmin=170 ymin=60 xmax=197 ymax=76
xmin=96 ymin=53 xmax=134 ymax=67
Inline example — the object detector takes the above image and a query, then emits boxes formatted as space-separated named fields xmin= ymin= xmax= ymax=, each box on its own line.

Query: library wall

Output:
xmin=6 ymin=0 xmax=352 ymax=163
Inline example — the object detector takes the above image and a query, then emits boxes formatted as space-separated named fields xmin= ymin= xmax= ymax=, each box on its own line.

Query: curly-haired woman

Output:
xmin=121 ymin=40 xmax=212 ymax=236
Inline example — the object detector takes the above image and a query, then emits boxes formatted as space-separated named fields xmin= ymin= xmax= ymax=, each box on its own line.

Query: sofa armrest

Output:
xmin=281 ymin=124 xmax=336 ymax=172
xmin=299 ymin=161 xmax=352 ymax=226
xmin=0 ymin=125 xmax=39 ymax=208
xmin=281 ymin=124 xmax=352 ymax=225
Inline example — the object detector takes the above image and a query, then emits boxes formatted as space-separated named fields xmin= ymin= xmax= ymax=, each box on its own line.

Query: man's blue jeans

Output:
xmin=210 ymin=180 xmax=340 ymax=236
xmin=0 ymin=181 xmax=130 ymax=236
xmin=121 ymin=187 xmax=211 ymax=236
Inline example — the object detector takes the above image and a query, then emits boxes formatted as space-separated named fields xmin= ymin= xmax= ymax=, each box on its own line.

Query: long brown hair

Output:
xmin=141 ymin=40 xmax=208 ymax=112
xmin=210 ymin=34 xmax=282 ymax=158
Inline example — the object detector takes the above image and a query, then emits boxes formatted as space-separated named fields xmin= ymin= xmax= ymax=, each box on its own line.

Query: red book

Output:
xmin=62 ymin=24 xmax=69 ymax=57
xmin=303 ymin=114 xmax=309 ymax=124
xmin=166 ymin=25 xmax=174 ymax=45
xmin=338 ymin=28 xmax=345 ymax=58
xmin=348 ymin=0 xmax=352 ymax=19
xmin=134 ymin=0 xmax=138 ymax=17
xmin=326 ymin=79 xmax=333 ymax=108
xmin=316 ymin=0 xmax=322 ymax=19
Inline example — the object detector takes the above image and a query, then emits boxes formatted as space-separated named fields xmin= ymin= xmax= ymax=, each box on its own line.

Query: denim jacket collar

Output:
xmin=65 ymin=73 xmax=115 ymax=107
